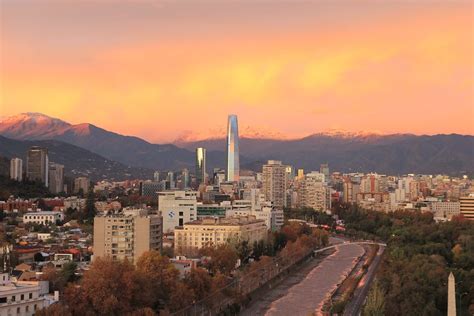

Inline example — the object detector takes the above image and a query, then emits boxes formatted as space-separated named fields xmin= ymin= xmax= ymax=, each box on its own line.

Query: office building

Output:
xmin=226 ymin=114 xmax=240 ymax=182
xmin=140 ymin=181 xmax=162 ymax=199
xmin=74 ymin=177 xmax=90 ymax=194
xmin=195 ymin=148 xmax=206 ymax=186
xmin=167 ymin=171 xmax=175 ymax=189
xmin=174 ymin=215 xmax=267 ymax=255
xmin=93 ymin=209 xmax=163 ymax=263
xmin=460 ymin=195 xmax=474 ymax=220
xmin=158 ymin=191 xmax=197 ymax=233
xmin=26 ymin=147 xmax=49 ymax=187
xmin=153 ymin=171 xmax=160 ymax=182
xmin=48 ymin=163 xmax=64 ymax=194
xmin=10 ymin=158 xmax=23 ymax=182
xmin=320 ymin=164 xmax=329 ymax=182
xmin=262 ymin=160 xmax=288 ymax=209
xmin=181 ymin=168 xmax=190 ymax=189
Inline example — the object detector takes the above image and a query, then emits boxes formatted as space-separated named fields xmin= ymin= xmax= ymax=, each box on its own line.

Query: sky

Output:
xmin=0 ymin=0 xmax=472 ymax=143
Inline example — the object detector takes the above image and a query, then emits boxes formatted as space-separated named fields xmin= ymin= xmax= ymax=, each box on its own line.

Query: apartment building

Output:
xmin=93 ymin=209 xmax=163 ymax=263
xmin=158 ymin=191 xmax=197 ymax=233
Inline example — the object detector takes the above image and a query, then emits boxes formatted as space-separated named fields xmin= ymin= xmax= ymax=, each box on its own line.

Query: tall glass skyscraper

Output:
xmin=226 ymin=114 xmax=240 ymax=182
xmin=195 ymin=147 xmax=206 ymax=186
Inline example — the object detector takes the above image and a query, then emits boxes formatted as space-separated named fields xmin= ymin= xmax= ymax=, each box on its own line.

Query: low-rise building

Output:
xmin=174 ymin=215 xmax=267 ymax=255
xmin=0 ymin=273 xmax=55 ymax=316
xmin=431 ymin=201 xmax=460 ymax=221
xmin=22 ymin=212 xmax=64 ymax=226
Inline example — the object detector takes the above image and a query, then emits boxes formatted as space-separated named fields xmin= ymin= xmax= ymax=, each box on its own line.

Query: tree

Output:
xmin=60 ymin=261 xmax=77 ymax=283
xmin=206 ymin=244 xmax=238 ymax=275
xmin=363 ymin=279 xmax=385 ymax=316
xmin=64 ymin=257 xmax=153 ymax=315
xmin=184 ymin=268 xmax=213 ymax=300
xmin=135 ymin=251 xmax=180 ymax=307
xmin=84 ymin=188 xmax=96 ymax=223
xmin=236 ymin=240 xmax=251 ymax=263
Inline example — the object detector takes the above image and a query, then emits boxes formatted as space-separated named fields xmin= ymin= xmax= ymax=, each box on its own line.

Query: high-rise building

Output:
xmin=153 ymin=171 xmax=160 ymax=182
xmin=297 ymin=168 xmax=305 ymax=180
xmin=10 ymin=158 xmax=23 ymax=181
xmin=298 ymin=172 xmax=330 ymax=211
xmin=226 ymin=114 xmax=239 ymax=182
xmin=158 ymin=191 xmax=197 ymax=233
xmin=166 ymin=171 xmax=175 ymax=189
xmin=195 ymin=147 xmax=206 ymax=186
xmin=74 ymin=177 xmax=90 ymax=194
xmin=26 ymin=147 xmax=49 ymax=187
xmin=181 ymin=168 xmax=190 ymax=189
xmin=320 ymin=163 xmax=329 ymax=182
xmin=93 ymin=209 xmax=163 ymax=263
xmin=48 ymin=163 xmax=64 ymax=194
xmin=262 ymin=160 xmax=288 ymax=209
xmin=460 ymin=195 xmax=474 ymax=220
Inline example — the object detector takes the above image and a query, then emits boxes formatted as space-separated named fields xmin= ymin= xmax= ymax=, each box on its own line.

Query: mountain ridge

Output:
xmin=1 ymin=113 xmax=473 ymax=175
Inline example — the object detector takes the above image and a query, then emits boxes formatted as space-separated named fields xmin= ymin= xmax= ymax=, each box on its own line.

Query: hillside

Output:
xmin=1 ymin=113 xmax=473 ymax=175
xmin=0 ymin=136 xmax=154 ymax=181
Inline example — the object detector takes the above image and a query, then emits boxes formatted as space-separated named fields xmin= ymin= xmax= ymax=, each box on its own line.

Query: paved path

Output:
xmin=264 ymin=243 xmax=364 ymax=316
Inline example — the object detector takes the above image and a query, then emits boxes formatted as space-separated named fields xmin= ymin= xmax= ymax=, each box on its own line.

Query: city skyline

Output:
xmin=1 ymin=1 xmax=472 ymax=142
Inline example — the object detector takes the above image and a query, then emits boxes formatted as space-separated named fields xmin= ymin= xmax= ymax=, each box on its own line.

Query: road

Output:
xmin=241 ymin=239 xmax=364 ymax=316
xmin=343 ymin=246 xmax=385 ymax=316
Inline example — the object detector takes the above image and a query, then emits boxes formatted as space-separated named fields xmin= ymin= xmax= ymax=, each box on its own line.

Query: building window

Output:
xmin=17 ymin=307 xmax=20 ymax=313
xmin=11 ymin=296 xmax=15 ymax=302
xmin=21 ymin=294 xmax=24 ymax=300
xmin=29 ymin=293 xmax=32 ymax=299
xmin=26 ymin=306 xmax=29 ymax=312
xmin=0 ymin=297 xmax=6 ymax=303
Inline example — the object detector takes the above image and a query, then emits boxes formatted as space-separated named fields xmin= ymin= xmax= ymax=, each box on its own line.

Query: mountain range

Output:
xmin=1 ymin=113 xmax=473 ymax=178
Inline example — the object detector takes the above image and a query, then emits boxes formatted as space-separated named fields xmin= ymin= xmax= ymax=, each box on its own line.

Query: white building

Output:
xmin=10 ymin=158 xmax=23 ymax=182
xmin=0 ymin=273 xmax=56 ymax=316
xmin=158 ymin=191 xmax=197 ymax=233
xmin=23 ymin=212 xmax=64 ymax=225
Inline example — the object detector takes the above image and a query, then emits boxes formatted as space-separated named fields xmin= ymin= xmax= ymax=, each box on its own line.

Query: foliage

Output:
xmin=0 ymin=175 xmax=51 ymax=200
xmin=84 ymin=188 xmax=96 ymax=223
xmin=335 ymin=203 xmax=474 ymax=315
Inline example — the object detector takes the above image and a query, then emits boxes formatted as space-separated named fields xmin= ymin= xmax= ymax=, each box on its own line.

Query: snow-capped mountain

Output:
xmin=1 ymin=112 xmax=472 ymax=175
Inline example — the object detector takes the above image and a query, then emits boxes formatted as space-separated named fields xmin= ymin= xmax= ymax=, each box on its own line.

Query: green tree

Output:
xmin=84 ymin=188 xmax=96 ymax=223
xmin=363 ymin=279 xmax=385 ymax=316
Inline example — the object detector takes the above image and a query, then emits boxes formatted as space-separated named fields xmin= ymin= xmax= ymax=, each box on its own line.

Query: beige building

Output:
xmin=431 ymin=201 xmax=460 ymax=221
xmin=297 ymin=172 xmax=330 ymax=211
xmin=73 ymin=177 xmax=90 ymax=194
xmin=460 ymin=195 xmax=474 ymax=220
xmin=262 ymin=160 xmax=288 ymax=209
xmin=93 ymin=209 xmax=163 ymax=263
xmin=174 ymin=215 xmax=267 ymax=255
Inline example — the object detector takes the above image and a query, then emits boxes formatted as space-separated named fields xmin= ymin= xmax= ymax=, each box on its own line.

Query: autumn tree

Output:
xmin=136 ymin=251 xmax=180 ymax=308
xmin=201 ymin=244 xmax=238 ymax=275
xmin=64 ymin=257 xmax=153 ymax=315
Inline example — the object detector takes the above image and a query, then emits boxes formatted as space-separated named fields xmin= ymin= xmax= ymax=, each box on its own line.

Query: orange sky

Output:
xmin=0 ymin=1 xmax=472 ymax=143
